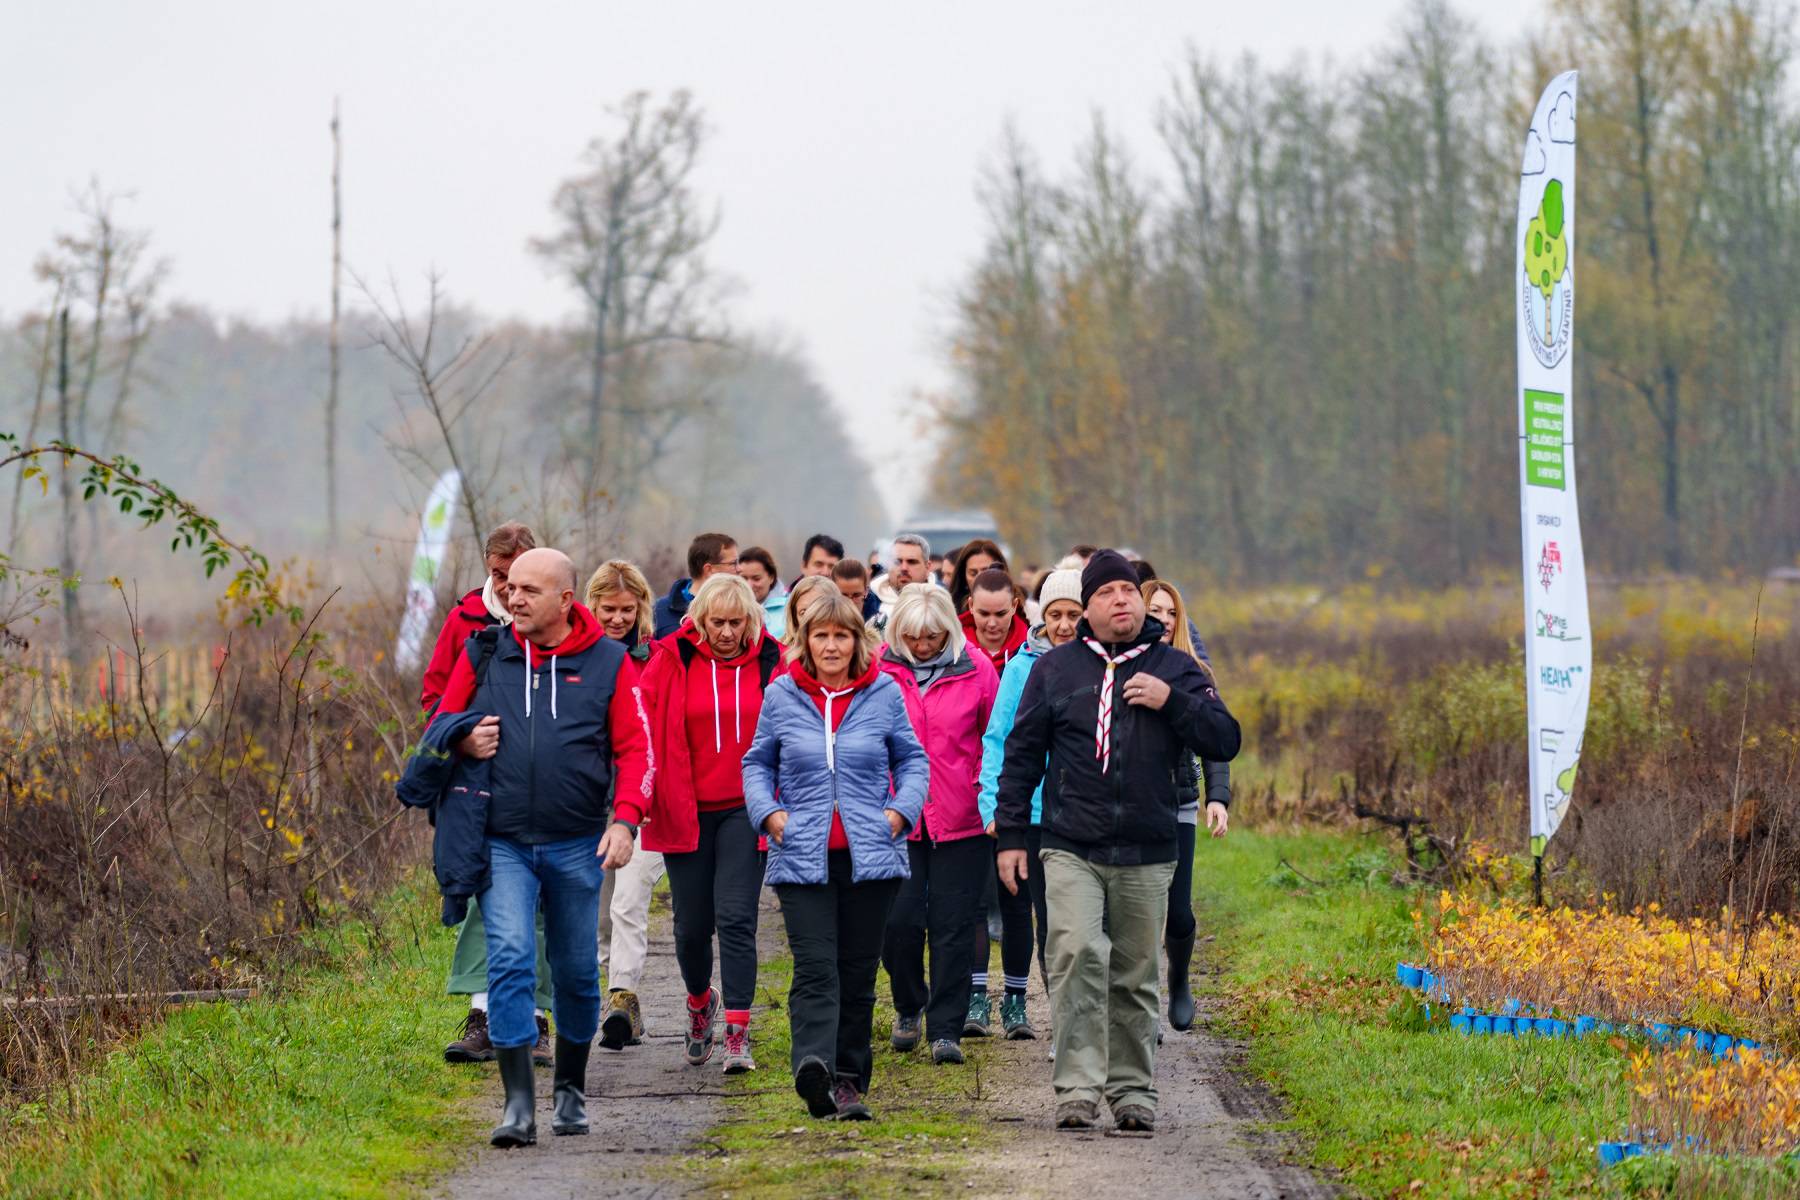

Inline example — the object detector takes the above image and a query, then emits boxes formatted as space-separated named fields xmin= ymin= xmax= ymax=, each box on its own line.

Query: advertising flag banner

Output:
xmin=1517 ymin=72 xmax=1590 ymax=859
xmin=395 ymin=469 xmax=462 ymax=673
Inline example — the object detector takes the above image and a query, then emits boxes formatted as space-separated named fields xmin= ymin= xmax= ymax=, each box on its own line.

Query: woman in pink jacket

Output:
xmin=876 ymin=583 xmax=999 ymax=1065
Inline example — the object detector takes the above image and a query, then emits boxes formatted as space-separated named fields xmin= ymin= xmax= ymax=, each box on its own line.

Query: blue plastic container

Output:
xmin=1711 ymin=1037 xmax=1733 ymax=1059
xmin=1473 ymin=1016 xmax=1493 ymax=1035
xmin=1650 ymin=1023 xmax=1672 ymax=1043
xmin=1575 ymin=1016 xmax=1596 ymax=1037
xmin=1397 ymin=963 xmax=1423 ymax=989
xmin=1492 ymin=1016 xmax=1512 ymax=1035
xmin=1450 ymin=1014 xmax=1472 ymax=1035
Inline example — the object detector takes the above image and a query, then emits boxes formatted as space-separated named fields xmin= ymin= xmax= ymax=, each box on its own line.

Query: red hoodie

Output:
xmin=960 ymin=609 xmax=1030 ymax=672
xmin=435 ymin=602 xmax=653 ymax=825
xmin=790 ymin=658 xmax=882 ymax=851
xmin=637 ymin=626 xmax=783 ymax=853
xmin=420 ymin=588 xmax=495 ymax=712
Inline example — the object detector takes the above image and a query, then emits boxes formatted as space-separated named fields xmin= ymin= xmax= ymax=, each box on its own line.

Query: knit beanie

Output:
xmin=1079 ymin=549 xmax=1138 ymax=608
xmin=1037 ymin=568 xmax=1082 ymax=612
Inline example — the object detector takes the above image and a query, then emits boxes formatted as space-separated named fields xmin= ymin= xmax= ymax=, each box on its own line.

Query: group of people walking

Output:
xmin=399 ymin=523 xmax=1240 ymax=1145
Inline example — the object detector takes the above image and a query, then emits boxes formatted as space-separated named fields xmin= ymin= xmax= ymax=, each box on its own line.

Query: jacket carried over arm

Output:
xmin=994 ymin=616 xmax=1240 ymax=866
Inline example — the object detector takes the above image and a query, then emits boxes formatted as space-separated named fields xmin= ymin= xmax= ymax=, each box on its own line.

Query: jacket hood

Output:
xmin=961 ymin=609 xmax=1030 ymax=658
xmin=791 ymin=658 xmax=881 ymax=701
xmin=1023 ymin=625 xmax=1055 ymax=656
xmin=664 ymin=576 xmax=693 ymax=614
xmin=515 ymin=601 xmax=605 ymax=665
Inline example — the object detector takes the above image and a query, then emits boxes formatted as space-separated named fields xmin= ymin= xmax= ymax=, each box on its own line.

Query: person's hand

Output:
xmin=1122 ymin=673 xmax=1170 ymax=710
xmin=884 ymin=809 xmax=906 ymax=838
xmin=598 ymin=821 xmax=635 ymax=869
xmin=1206 ymin=801 xmax=1229 ymax=839
xmin=764 ymin=810 xmax=790 ymax=845
xmin=985 ymin=820 xmax=996 ymax=837
xmin=457 ymin=715 xmax=500 ymax=759
xmin=997 ymin=848 xmax=1029 ymax=895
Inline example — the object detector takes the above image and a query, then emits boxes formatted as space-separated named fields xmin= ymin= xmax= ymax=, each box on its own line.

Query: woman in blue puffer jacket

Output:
xmin=743 ymin=589 xmax=929 ymax=1123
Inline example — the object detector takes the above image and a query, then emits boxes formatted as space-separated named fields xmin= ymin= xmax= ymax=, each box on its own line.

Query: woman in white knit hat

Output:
xmin=973 ymin=567 xmax=1085 ymax=1039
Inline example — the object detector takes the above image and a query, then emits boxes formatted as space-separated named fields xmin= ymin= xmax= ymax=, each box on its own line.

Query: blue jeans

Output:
xmin=481 ymin=834 xmax=604 ymax=1049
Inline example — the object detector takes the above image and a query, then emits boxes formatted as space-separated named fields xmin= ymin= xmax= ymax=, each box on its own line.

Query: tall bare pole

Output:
xmin=56 ymin=307 xmax=86 ymax=666
xmin=326 ymin=96 xmax=343 ymax=545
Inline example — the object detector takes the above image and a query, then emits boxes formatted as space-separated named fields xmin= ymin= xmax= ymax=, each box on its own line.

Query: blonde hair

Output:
xmin=689 ymin=573 xmax=764 ymax=644
xmin=1142 ymin=579 xmax=1216 ymax=683
xmin=885 ymin=583 xmax=965 ymax=664
xmin=585 ymin=559 xmax=654 ymax=644
xmin=782 ymin=575 xmax=840 ymax=652
xmin=793 ymin=590 xmax=877 ymax=679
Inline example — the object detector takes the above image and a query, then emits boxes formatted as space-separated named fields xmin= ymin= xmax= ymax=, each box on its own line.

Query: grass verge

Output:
xmin=676 ymin=955 xmax=1001 ymax=1198
xmin=1198 ymin=828 xmax=1800 ymax=1199
xmin=0 ymin=875 xmax=484 ymax=1199
xmin=1197 ymin=827 xmax=1623 ymax=1198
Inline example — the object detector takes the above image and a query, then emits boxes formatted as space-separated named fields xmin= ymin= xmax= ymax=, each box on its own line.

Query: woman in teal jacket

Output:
xmin=974 ymin=568 xmax=1084 ymax=1037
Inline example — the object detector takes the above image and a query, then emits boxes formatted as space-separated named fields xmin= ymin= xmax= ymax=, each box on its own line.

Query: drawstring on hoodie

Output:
xmin=707 ymin=657 xmax=746 ymax=752
xmin=525 ymin=654 xmax=560 ymax=721
xmin=822 ymin=687 xmax=853 ymax=771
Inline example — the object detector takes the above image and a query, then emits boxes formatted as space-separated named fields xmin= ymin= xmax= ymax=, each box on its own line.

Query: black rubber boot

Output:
xmin=489 ymin=1043 xmax=538 ymax=1147
xmin=551 ymin=1035 xmax=590 ymax=1136
xmin=1166 ymin=931 xmax=1197 ymax=1032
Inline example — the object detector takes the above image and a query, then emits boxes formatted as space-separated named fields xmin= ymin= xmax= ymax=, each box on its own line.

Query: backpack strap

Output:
xmin=466 ymin=626 xmax=502 ymax=690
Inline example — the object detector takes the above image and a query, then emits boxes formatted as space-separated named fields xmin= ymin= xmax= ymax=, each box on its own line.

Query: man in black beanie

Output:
xmin=994 ymin=549 xmax=1240 ymax=1134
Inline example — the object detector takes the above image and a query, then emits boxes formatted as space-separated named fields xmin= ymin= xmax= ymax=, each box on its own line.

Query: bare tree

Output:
xmin=26 ymin=185 xmax=164 ymax=661
xmin=358 ymin=271 xmax=509 ymax=564
xmin=528 ymin=89 xmax=727 ymax=525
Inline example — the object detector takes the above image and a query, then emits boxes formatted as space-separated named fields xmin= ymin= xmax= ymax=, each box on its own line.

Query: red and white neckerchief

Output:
xmin=1083 ymin=638 xmax=1152 ymax=772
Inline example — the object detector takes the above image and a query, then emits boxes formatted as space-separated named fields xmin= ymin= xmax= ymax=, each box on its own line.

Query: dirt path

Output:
xmin=432 ymin=896 xmax=720 ymax=1200
xmin=966 ymin=939 xmax=1336 ymax=1200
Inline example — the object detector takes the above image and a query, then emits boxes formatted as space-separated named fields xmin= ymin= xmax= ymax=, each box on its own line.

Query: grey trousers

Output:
xmin=1041 ymin=848 xmax=1175 ymax=1112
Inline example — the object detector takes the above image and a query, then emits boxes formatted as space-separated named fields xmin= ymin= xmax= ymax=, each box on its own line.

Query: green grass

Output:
xmin=0 ymin=876 xmax=485 ymax=1199
xmin=1196 ymin=828 xmax=1632 ymax=1199
xmin=676 ymin=955 xmax=998 ymax=1198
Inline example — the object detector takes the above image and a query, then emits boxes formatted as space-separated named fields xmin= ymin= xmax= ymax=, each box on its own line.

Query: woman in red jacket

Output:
xmin=877 ymin=583 xmax=999 ymax=1064
xmin=639 ymin=573 xmax=784 ymax=1074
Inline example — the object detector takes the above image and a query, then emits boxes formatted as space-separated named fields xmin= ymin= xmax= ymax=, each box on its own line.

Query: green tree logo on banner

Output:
xmin=1525 ymin=180 xmax=1568 ymax=343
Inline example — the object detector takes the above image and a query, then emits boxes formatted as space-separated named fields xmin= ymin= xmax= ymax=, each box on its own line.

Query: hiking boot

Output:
xmin=444 ymin=1007 xmax=495 ymax=1063
xmin=721 ymin=1022 xmax=756 ymax=1074
xmin=964 ymin=990 xmax=992 ymax=1037
xmin=489 ymin=1043 xmax=538 ymax=1147
xmin=1055 ymin=1099 xmax=1099 ymax=1129
xmin=830 ymin=1077 xmax=872 ymax=1121
xmin=532 ymin=1013 xmax=554 ymax=1067
xmin=1114 ymin=1103 xmax=1156 ymax=1133
xmin=599 ymin=989 xmax=640 ymax=1051
xmin=794 ymin=1055 xmax=836 ymax=1119
xmin=685 ymin=988 xmax=721 ymax=1066
xmin=550 ymin=1036 xmax=590 ymax=1136
xmin=1000 ymin=993 xmax=1035 ymax=1040
xmin=1166 ymin=931 xmax=1197 ymax=1032
xmin=890 ymin=1010 xmax=923 ymax=1053
xmin=931 ymin=1039 xmax=964 ymax=1065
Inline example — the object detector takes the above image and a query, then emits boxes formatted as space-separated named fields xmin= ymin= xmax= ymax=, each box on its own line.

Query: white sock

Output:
xmin=470 ymin=992 xmax=488 ymax=1012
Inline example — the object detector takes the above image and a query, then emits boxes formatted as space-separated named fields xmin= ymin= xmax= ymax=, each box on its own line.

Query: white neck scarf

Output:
xmin=1083 ymin=638 xmax=1151 ymax=773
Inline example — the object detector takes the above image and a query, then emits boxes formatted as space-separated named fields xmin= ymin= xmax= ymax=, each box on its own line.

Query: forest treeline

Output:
xmin=0 ymin=307 xmax=887 ymax=608
xmin=2 ymin=89 xmax=889 ymax=626
xmin=930 ymin=0 xmax=1800 ymax=584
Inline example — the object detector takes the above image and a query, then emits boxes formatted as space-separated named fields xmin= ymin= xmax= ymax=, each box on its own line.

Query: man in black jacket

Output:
xmin=996 ymin=549 xmax=1240 ymax=1134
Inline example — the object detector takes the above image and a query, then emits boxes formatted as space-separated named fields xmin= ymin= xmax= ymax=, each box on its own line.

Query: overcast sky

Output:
xmin=4 ymin=0 xmax=1532 ymax=522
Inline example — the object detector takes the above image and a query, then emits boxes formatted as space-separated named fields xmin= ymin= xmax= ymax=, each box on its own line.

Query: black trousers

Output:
xmin=976 ymin=828 xmax=1049 ymax=991
xmin=775 ymin=850 xmax=902 ymax=1091
xmin=1165 ymin=820 xmax=1197 ymax=941
xmin=663 ymin=806 xmax=764 ymax=1010
xmin=882 ymin=833 xmax=989 ymax=1043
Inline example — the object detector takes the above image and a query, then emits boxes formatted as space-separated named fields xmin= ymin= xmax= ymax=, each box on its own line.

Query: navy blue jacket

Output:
xmin=652 ymin=577 xmax=692 ymax=640
xmin=397 ymin=707 xmax=490 ymax=926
